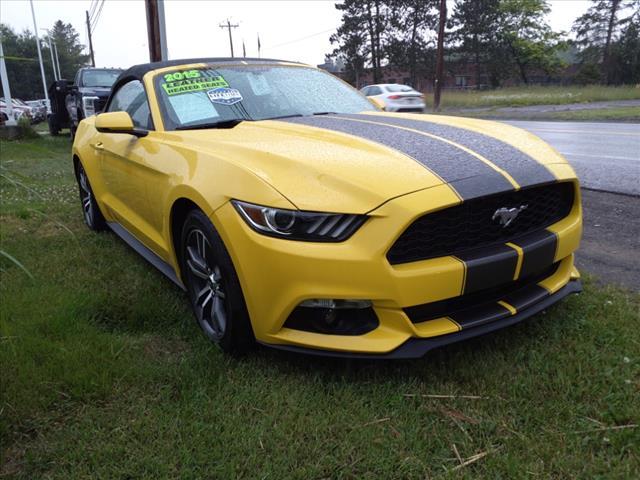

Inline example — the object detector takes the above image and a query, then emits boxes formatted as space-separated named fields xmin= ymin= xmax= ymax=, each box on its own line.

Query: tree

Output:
xmin=386 ymin=0 xmax=438 ymax=88
xmin=450 ymin=0 xmax=503 ymax=88
xmin=46 ymin=20 xmax=90 ymax=80
xmin=331 ymin=0 xmax=388 ymax=83
xmin=329 ymin=13 xmax=368 ymax=86
xmin=0 ymin=21 xmax=88 ymax=100
xmin=573 ymin=0 xmax=639 ymax=83
xmin=450 ymin=0 xmax=563 ymax=86
xmin=496 ymin=0 xmax=564 ymax=85
xmin=433 ymin=0 xmax=447 ymax=110
xmin=611 ymin=8 xmax=640 ymax=83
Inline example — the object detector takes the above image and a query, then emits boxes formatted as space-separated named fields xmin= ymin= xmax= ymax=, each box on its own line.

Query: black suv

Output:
xmin=65 ymin=67 xmax=122 ymax=138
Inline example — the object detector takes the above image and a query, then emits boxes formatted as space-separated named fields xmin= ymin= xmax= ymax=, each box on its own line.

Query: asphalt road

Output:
xmin=507 ymin=121 xmax=640 ymax=196
xmin=503 ymin=120 xmax=639 ymax=290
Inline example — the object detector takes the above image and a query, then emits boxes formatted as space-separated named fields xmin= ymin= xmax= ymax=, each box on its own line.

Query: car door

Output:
xmin=96 ymin=80 xmax=168 ymax=257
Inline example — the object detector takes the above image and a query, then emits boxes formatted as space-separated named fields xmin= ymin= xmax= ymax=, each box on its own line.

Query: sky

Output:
xmin=0 ymin=0 xmax=593 ymax=69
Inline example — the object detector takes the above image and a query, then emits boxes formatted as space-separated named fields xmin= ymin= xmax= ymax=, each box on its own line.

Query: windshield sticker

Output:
xmin=161 ymin=70 xmax=229 ymax=96
xmin=168 ymin=93 xmax=220 ymax=125
xmin=207 ymin=87 xmax=243 ymax=105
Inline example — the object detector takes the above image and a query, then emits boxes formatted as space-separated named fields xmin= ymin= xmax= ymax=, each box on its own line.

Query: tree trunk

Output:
xmin=433 ymin=0 xmax=447 ymax=111
xmin=374 ymin=0 xmax=383 ymax=78
xmin=603 ymin=0 xmax=620 ymax=84
xmin=474 ymin=33 xmax=481 ymax=90
xmin=366 ymin=2 xmax=379 ymax=82
xmin=410 ymin=7 xmax=418 ymax=87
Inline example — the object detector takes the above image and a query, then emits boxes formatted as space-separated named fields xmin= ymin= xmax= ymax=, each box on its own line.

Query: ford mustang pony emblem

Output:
xmin=492 ymin=205 xmax=528 ymax=227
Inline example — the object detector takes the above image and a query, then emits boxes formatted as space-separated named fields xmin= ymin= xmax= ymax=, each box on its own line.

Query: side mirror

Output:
xmin=95 ymin=111 xmax=148 ymax=137
xmin=368 ymin=97 xmax=386 ymax=111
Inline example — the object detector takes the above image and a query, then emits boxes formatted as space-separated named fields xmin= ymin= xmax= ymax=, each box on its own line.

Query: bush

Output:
xmin=17 ymin=116 xmax=39 ymax=139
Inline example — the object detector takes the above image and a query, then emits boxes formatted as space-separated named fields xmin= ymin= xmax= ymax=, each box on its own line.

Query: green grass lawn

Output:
xmin=425 ymin=85 xmax=640 ymax=110
xmin=445 ymin=106 xmax=640 ymax=123
xmin=1 ymin=133 xmax=639 ymax=478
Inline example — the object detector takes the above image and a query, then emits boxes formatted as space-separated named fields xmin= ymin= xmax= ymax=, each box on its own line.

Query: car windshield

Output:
xmin=385 ymin=84 xmax=415 ymax=93
xmin=154 ymin=65 xmax=375 ymax=130
xmin=82 ymin=70 xmax=122 ymax=88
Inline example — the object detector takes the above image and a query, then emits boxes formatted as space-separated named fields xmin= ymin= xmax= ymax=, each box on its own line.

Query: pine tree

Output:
xmin=573 ymin=0 xmax=639 ymax=83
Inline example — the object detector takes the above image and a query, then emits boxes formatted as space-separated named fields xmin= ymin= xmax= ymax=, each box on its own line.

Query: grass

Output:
xmin=425 ymin=85 xmax=640 ymax=110
xmin=1 ymin=132 xmax=640 ymax=478
xmin=445 ymin=106 xmax=640 ymax=122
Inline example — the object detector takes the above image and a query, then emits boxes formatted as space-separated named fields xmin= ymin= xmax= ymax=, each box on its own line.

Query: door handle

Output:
xmin=92 ymin=142 xmax=104 ymax=151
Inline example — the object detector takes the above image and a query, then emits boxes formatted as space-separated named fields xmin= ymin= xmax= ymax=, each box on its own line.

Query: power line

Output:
xmin=91 ymin=0 xmax=105 ymax=32
xmin=267 ymin=28 xmax=335 ymax=50
xmin=88 ymin=0 xmax=99 ymax=22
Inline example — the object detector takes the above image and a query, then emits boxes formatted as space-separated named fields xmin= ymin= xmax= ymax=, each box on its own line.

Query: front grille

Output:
xmin=387 ymin=182 xmax=574 ymax=265
xmin=95 ymin=97 xmax=108 ymax=114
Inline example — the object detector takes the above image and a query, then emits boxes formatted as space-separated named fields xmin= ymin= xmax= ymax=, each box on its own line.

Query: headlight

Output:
xmin=82 ymin=96 xmax=99 ymax=117
xmin=232 ymin=200 xmax=366 ymax=242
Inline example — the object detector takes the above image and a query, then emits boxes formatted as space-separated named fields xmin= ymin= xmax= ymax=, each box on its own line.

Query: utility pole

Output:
xmin=43 ymin=30 xmax=58 ymax=81
xmin=433 ymin=0 xmax=446 ymax=112
xmin=85 ymin=10 xmax=95 ymax=66
xmin=145 ymin=0 xmax=168 ymax=62
xmin=53 ymin=41 xmax=61 ymax=79
xmin=0 ymin=37 xmax=17 ymax=125
xmin=219 ymin=19 xmax=239 ymax=58
xmin=29 ymin=0 xmax=49 ymax=105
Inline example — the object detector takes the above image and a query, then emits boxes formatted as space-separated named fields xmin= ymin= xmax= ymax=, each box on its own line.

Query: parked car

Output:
xmin=72 ymin=58 xmax=582 ymax=358
xmin=360 ymin=83 xmax=425 ymax=112
xmin=64 ymin=67 xmax=123 ymax=138
xmin=24 ymin=100 xmax=47 ymax=122
xmin=0 ymin=98 xmax=32 ymax=123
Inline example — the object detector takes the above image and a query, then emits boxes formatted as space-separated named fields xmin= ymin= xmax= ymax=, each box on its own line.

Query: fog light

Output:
xmin=285 ymin=299 xmax=378 ymax=336
xmin=298 ymin=299 xmax=372 ymax=309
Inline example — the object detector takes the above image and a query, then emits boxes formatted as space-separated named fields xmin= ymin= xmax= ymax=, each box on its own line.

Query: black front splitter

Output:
xmin=260 ymin=280 xmax=582 ymax=359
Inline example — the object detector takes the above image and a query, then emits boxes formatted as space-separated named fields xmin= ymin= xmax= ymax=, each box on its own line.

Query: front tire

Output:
xmin=76 ymin=161 xmax=106 ymax=231
xmin=180 ymin=209 xmax=254 ymax=354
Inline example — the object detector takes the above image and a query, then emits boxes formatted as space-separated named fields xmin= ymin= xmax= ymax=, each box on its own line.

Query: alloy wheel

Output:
xmin=78 ymin=164 xmax=94 ymax=227
xmin=185 ymin=228 xmax=228 ymax=339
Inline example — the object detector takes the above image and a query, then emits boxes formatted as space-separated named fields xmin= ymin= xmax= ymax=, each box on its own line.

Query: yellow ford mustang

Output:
xmin=72 ymin=58 xmax=582 ymax=358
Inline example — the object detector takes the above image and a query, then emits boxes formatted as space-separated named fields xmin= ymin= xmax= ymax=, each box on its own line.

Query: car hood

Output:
xmin=175 ymin=112 xmax=569 ymax=213
xmin=79 ymin=86 xmax=112 ymax=98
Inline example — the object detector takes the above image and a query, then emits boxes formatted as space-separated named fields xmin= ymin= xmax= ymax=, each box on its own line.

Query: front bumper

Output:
xmin=213 ymin=179 xmax=582 ymax=357
xmin=261 ymin=279 xmax=582 ymax=359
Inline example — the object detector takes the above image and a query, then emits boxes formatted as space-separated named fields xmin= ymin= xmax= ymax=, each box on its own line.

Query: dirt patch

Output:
xmin=576 ymin=189 xmax=640 ymax=291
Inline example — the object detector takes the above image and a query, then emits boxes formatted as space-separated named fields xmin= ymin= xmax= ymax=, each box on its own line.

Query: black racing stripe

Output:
xmin=456 ymin=244 xmax=519 ymax=294
xmin=502 ymin=285 xmax=549 ymax=312
xmin=280 ymin=116 xmax=514 ymax=200
xmin=513 ymin=230 xmax=558 ymax=279
xmin=449 ymin=302 xmax=512 ymax=329
xmin=343 ymin=114 xmax=557 ymax=187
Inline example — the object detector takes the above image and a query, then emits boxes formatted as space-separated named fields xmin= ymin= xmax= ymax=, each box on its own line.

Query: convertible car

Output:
xmin=72 ymin=58 xmax=582 ymax=358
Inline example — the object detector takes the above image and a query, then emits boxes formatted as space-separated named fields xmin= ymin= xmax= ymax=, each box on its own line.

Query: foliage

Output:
xmin=17 ymin=115 xmax=39 ymax=139
xmin=330 ymin=0 xmax=390 ymax=85
xmin=385 ymin=0 xmax=439 ymax=88
xmin=0 ymin=21 xmax=89 ymax=100
xmin=450 ymin=0 xmax=565 ymax=87
xmin=572 ymin=0 xmax=640 ymax=84
xmin=330 ymin=0 xmax=640 ymax=87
